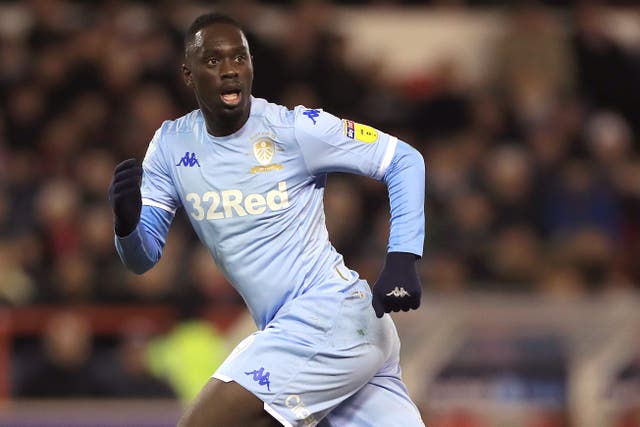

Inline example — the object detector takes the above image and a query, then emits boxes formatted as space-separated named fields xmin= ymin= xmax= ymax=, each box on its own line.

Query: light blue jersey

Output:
xmin=115 ymin=97 xmax=426 ymax=426
xmin=119 ymin=97 xmax=423 ymax=330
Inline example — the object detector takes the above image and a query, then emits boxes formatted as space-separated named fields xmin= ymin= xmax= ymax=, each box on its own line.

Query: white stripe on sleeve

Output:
xmin=376 ymin=136 xmax=398 ymax=178
xmin=141 ymin=198 xmax=176 ymax=214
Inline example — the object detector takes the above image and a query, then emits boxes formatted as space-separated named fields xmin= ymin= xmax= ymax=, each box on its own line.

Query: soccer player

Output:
xmin=109 ymin=13 xmax=425 ymax=427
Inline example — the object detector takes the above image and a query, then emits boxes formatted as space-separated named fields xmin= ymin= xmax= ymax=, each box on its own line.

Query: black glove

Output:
xmin=372 ymin=252 xmax=422 ymax=318
xmin=108 ymin=158 xmax=142 ymax=237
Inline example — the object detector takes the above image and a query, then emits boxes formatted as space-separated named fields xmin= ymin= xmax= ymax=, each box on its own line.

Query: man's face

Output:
xmin=183 ymin=23 xmax=253 ymax=120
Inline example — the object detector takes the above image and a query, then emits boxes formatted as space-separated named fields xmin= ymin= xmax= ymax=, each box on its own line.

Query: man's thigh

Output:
xmin=320 ymin=373 xmax=425 ymax=427
xmin=178 ymin=378 xmax=281 ymax=427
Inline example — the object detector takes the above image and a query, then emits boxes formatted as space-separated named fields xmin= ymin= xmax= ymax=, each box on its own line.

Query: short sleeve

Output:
xmin=141 ymin=126 xmax=181 ymax=214
xmin=293 ymin=107 xmax=398 ymax=180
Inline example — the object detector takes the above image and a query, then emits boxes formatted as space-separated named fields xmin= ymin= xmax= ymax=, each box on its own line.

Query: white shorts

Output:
xmin=213 ymin=279 xmax=424 ymax=427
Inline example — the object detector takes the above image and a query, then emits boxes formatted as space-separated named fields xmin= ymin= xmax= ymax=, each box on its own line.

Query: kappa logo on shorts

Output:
xmin=245 ymin=367 xmax=271 ymax=391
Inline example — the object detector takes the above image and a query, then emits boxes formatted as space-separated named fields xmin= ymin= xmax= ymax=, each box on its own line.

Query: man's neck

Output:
xmin=202 ymin=105 xmax=251 ymax=137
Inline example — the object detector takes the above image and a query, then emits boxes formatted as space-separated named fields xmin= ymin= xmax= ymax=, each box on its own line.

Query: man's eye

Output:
xmin=235 ymin=55 xmax=246 ymax=62
xmin=207 ymin=58 xmax=219 ymax=66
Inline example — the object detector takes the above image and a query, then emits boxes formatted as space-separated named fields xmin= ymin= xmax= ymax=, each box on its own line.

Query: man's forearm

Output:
xmin=115 ymin=205 xmax=172 ymax=274
xmin=382 ymin=140 xmax=426 ymax=257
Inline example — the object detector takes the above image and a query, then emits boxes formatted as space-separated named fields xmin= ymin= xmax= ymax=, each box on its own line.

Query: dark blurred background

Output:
xmin=0 ymin=1 xmax=639 ymax=426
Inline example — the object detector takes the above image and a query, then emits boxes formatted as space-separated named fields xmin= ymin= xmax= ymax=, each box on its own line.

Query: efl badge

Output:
xmin=343 ymin=120 xmax=379 ymax=143
xmin=253 ymin=139 xmax=275 ymax=166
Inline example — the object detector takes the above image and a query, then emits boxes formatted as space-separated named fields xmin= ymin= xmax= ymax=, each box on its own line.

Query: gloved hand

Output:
xmin=372 ymin=252 xmax=422 ymax=318
xmin=108 ymin=158 xmax=142 ymax=237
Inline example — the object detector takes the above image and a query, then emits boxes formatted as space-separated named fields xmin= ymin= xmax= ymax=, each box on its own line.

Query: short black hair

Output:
xmin=184 ymin=13 xmax=245 ymax=55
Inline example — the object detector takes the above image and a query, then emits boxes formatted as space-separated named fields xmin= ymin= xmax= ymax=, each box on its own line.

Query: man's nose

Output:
xmin=220 ymin=59 xmax=238 ymax=79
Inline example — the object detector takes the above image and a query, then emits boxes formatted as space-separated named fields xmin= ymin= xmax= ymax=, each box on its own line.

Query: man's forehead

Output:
xmin=193 ymin=24 xmax=249 ymax=51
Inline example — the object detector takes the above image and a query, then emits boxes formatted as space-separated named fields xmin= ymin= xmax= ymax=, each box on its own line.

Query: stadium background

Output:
xmin=0 ymin=0 xmax=639 ymax=426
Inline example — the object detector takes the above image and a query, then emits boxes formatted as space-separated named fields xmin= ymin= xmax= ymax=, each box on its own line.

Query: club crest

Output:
xmin=248 ymin=133 xmax=283 ymax=173
xmin=253 ymin=139 xmax=275 ymax=166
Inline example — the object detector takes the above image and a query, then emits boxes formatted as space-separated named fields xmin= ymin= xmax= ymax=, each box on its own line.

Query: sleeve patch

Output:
xmin=343 ymin=120 xmax=379 ymax=143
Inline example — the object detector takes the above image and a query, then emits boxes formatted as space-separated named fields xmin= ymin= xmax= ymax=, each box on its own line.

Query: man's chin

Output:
xmin=219 ymin=98 xmax=249 ymax=115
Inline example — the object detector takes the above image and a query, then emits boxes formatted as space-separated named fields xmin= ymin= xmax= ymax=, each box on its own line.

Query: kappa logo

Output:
xmin=302 ymin=109 xmax=321 ymax=125
xmin=386 ymin=287 xmax=411 ymax=298
xmin=176 ymin=152 xmax=200 ymax=167
xmin=245 ymin=367 xmax=271 ymax=391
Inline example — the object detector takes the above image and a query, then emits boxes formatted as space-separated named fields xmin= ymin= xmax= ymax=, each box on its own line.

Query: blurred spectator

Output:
xmin=50 ymin=250 xmax=94 ymax=302
xmin=324 ymin=176 xmax=366 ymax=260
xmin=550 ymin=227 xmax=616 ymax=289
xmin=494 ymin=2 xmax=574 ymax=128
xmin=584 ymin=111 xmax=633 ymax=175
xmin=537 ymin=263 xmax=586 ymax=299
xmin=34 ymin=179 xmax=82 ymax=258
xmin=572 ymin=3 xmax=640 ymax=135
xmin=419 ymin=252 xmax=469 ymax=293
xmin=410 ymin=60 xmax=471 ymax=139
xmin=73 ymin=149 xmax=115 ymax=202
xmin=100 ymin=319 xmax=176 ymax=398
xmin=15 ymin=311 xmax=109 ymax=397
xmin=482 ymin=145 xmax=540 ymax=231
xmin=610 ymin=159 xmax=640 ymax=281
xmin=0 ymin=239 xmax=35 ymax=304
xmin=542 ymin=159 xmax=620 ymax=240
xmin=119 ymin=84 xmax=179 ymax=159
xmin=4 ymin=82 xmax=45 ymax=149
xmin=486 ymin=225 xmax=542 ymax=289
xmin=443 ymin=190 xmax=494 ymax=282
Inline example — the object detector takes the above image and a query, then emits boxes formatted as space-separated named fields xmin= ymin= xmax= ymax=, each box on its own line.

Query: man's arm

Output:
xmin=293 ymin=108 xmax=426 ymax=316
xmin=372 ymin=141 xmax=425 ymax=317
xmin=109 ymin=157 xmax=174 ymax=274
xmin=109 ymin=124 xmax=180 ymax=274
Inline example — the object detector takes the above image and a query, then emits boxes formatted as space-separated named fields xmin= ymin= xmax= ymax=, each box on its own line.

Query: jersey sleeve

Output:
xmin=383 ymin=141 xmax=425 ymax=256
xmin=115 ymin=205 xmax=172 ymax=274
xmin=141 ymin=125 xmax=181 ymax=214
xmin=293 ymin=107 xmax=398 ymax=180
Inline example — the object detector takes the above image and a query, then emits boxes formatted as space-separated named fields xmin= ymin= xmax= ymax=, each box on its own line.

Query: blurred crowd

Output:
xmin=0 ymin=0 xmax=639 ymax=400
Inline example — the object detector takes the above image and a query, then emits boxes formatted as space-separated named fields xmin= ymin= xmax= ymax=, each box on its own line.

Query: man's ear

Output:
xmin=182 ymin=64 xmax=193 ymax=88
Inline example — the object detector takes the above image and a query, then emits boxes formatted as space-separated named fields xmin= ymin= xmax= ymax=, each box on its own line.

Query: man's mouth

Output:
xmin=220 ymin=90 xmax=241 ymax=106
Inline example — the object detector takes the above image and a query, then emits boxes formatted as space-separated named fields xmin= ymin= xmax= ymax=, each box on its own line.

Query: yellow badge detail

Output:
xmin=250 ymin=164 xmax=283 ymax=174
xmin=354 ymin=123 xmax=378 ymax=143
xmin=343 ymin=120 xmax=379 ymax=143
